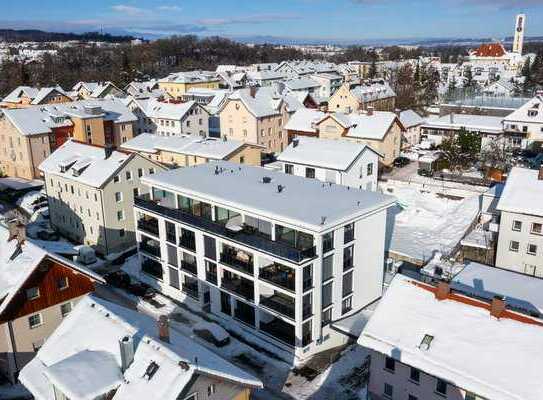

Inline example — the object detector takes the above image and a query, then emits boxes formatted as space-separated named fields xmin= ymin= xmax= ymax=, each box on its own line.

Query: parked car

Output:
xmin=393 ymin=156 xmax=411 ymax=168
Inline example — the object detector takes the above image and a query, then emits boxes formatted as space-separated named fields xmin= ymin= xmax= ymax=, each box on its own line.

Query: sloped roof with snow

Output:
xmin=227 ymin=87 xmax=284 ymax=118
xmin=503 ymin=95 xmax=543 ymax=124
xmin=278 ymin=136 xmax=379 ymax=171
xmin=399 ymin=110 xmax=425 ymax=128
xmin=283 ymin=108 xmax=327 ymax=133
xmin=31 ymin=87 xmax=70 ymax=105
xmin=19 ymin=296 xmax=262 ymax=400
xmin=159 ymin=70 xmax=219 ymax=84
xmin=350 ymin=81 xmax=396 ymax=103
xmin=472 ymin=42 xmax=507 ymax=58
xmin=138 ymin=99 xmax=204 ymax=120
xmin=284 ymin=77 xmax=320 ymax=91
xmin=337 ymin=112 xmax=399 ymax=140
xmin=359 ymin=274 xmax=543 ymax=400
xmin=2 ymin=86 xmax=40 ymax=103
xmin=496 ymin=167 xmax=543 ymax=216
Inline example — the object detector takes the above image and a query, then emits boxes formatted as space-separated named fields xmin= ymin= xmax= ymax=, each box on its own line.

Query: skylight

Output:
xmin=419 ymin=334 xmax=434 ymax=351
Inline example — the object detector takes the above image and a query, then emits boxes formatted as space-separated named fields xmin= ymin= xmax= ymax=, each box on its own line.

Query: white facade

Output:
xmin=133 ymin=162 xmax=394 ymax=361
xmin=310 ymin=73 xmax=343 ymax=99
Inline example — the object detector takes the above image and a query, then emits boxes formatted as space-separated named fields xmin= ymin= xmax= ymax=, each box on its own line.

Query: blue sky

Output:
xmin=2 ymin=0 xmax=543 ymax=41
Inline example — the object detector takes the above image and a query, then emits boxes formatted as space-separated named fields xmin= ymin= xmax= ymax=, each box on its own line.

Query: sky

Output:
xmin=2 ymin=0 xmax=543 ymax=42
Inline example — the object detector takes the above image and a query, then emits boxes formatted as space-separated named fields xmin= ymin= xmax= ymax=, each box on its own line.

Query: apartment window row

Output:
xmin=28 ymin=301 xmax=73 ymax=330
xmin=512 ymin=220 xmax=542 ymax=235
xmin=509 ymin=240 xmax=538 ymax=256
xmin=384 ymin=357 xmax=448 ymax=398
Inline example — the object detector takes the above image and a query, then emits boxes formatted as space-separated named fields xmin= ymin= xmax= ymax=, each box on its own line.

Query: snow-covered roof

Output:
xmin=283 ymin=109 xmax=326 ymax=133
xmin=349 ymin=81 xmax=396 ymax=103
xmin=278 ymin=136 xmax=380 ymax=171
xmin=1 ymin=98 xmax=136 ymax=136
xmin=137 ymin=98 xmax=205 ymax=121
xmin=452 ymin=261 xmax=543 ymax=316
xmin=226 ymin=87 xmax=285 ymax=118
xmin=497 ymin=167 xmax=543 ymax=216
xmin=399 ymin=110 xmax=425 ymax=128
xmin=142 ymin=161 xmax=396 ymax=231
xmin=159 ymin=70 xmax=219 ymax=84
xmin=359 ymin=274 xmax=543 ymax=400
xmin=284 ymin=77 xmax=320 ymax=91
xmin=422 ymin=113 xmax=503 ymax=134
xmin=331 ymin=111 xmax=400 ymax=141
xmin=19 ymin=295 xmax=262 ymax=400
xmin=31 ymin=87 xmax=70 ymax=105
xmin=503 ymin=95 xmax=543 ymax=124
xmin=246 ymin=70 xmax=285 ymax=82
xmin=121 ymin=133 xmax=255 ymax=160
xmin=39 ymin=140 xmax=136 ymax=188
xmin=2 ymin=86 xmax=40 ymax=103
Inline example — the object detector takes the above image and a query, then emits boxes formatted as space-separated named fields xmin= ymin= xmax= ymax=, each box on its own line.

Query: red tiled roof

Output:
xmin=472 ymin=42 xmax=507 ymax=58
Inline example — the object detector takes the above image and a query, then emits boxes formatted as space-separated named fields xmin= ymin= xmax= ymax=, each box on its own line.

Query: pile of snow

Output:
xmin=16 ymin=191 xmax=45 ymax=215
xmin=384 ymin=183 xmax=480 ymax=263
xmin=193 ymin=321 xmax=230 ymax=343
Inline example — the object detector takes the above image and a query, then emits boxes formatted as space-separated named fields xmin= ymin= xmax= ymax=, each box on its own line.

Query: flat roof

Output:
xmin=142 ymin=161 xmax=396 ymax=231
xmin=497 ymin=167 xmax=543 ymax=216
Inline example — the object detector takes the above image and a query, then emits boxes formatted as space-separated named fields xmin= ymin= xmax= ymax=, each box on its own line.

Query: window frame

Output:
xmin=28 ymin=313 xmax=43 ymax=329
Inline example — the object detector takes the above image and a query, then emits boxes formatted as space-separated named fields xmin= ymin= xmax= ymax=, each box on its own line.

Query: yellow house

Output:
xmin=219 ymin=87 xmax=299 ymax=154
xmin=328 ymin=81 xmax=396 ymax=113
xmin=158 ymin=71 xmax=221 ymax=99
xmin=1 ymin=86 xmax=72 ymax=109
xmin=121 ymin=133 xmax=263 ymax=167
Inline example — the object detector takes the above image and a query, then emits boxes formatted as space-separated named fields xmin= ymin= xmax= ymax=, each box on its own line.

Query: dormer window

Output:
xmin=528 ymin=110 xmax=538 ymax=117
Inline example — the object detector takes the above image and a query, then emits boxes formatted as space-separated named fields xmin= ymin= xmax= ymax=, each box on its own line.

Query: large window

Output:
xmin=343 ymin=246 xmax=354 ymax=271
xmin=385 ymin=356 xmax=395 ymax=372
xmin=169 ymin=267 xmax=180 ymax=289
xmin=285 ymin=164 xmax=293 ymax=174
xmin=303 ymin=264 xmax=313 ymax=291
xmin=302 ymin=320 xmax=312 ymax=346
xmin=275 ymin=225 xmax=314 ymax=251
xmin=215 ymin=206 xmax=241 ymax=226
xmin=344 ymin=222 xmax=355 ymax=243
xmin=436 ymin=379 xmax=447 ymax=395
xmin=305 ymin=167 xmax=316 ymax=179
xmin=322 ymin=231 xmax=334 ymax=253
xmin=178 ymin=195 xmax=212 ymax=220
xmin=204 ymin=235 xmax=216 ymax=260
xmin=342 ymin=271 xmax=353 ymax=297
xmin=321 ymin=308 xmax=332 ymax=327
xmin=322 ymin=255 xmax=334 ymax=281
xmin=245 ymin=215 xmax=272 ymax=239
xmin=152 ymin=188 xmax=176 ymax=208
xmin=322 ymin=282 xmax=333 ymax=308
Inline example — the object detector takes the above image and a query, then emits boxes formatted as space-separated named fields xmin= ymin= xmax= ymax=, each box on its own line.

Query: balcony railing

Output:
xmin=181 ymin=261 xmax=198 ymax=276
xmin=260 ymin=318 xmax=295 ymax=346
xmin=221 ymin=279 xmax=254 ymax=302
xmin=206 ymin=271 xmax=218 ymax=285
xmin=142 ymin=259 xmax=163 ymax=280
xmin=260 ymin=266 xmax=295 ymax=292
xmin=234 ymin=307 xmax=255 ymax=327
xmin=135 ymin=196 xmax=317 ymax=264
xmin=179 ymin=234 xmax=196 ymax=252
xmin=139 ymin=241 xmax=161 ymax=258
xmin=260 ymin=294 xmax=295 ymax=320
xmin=137 ymin=219 xmax=159 ymax=236
xmin=182 ymin=283 xmax=199 ymax=299
xmin=220 ymin=252 xmax=254 ymax=275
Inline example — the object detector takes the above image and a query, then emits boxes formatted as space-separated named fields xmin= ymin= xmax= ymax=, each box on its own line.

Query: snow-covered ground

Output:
xmin=16 ymin=191 xmax=45 ymax=216
xmin=382 ymin=181 xmax=480 ymax=263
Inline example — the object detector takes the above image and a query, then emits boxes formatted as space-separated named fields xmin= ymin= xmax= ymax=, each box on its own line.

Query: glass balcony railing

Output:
xmin=220 ymin=252 xmax=254 ymax=275
xmin=221 ymin=278 xmax=254 ymax=302
xmin=137 ymin=218 xmax=159 ymax=236
xmin=139 ymin=241 xmax=161 ymax=258
xmin=180 ymin=260 xmax=198 ymax=276
xmin=260 ymin=294 xmax=295 ymax=320
xmin=260 ymin=264 xmax=295 ymax=292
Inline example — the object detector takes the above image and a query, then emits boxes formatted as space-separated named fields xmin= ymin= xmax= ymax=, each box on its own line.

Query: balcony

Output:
xmin=135 ymin=196 xmax=317 ymax=264
xmin=220 ymin=249 xmax=254 ymax=275
xmin=182 ymin=281 xmax=199 ymax=299
xmin=179 ymin=232 xmax=196 ymax=252
xmin=141 ymin=258 xmax=163 ymax=280
xmin=139 ymin=240 xmax=161 ymax=259
xmin=260 ymin=293 xmax=295 ymax=320
xmin=181 ymin=260 xmax=198 ymax=276
xmin=260 ymin=316 xmax=295 ymax=346
xmin=137 ymin=218 xmax=159 ymax=237
xmin=221 ymin=276 xmax=254 ymax=302
xmin=260 ymin=264 xmax=295 ymax=292
xmin=206 ymin=271 xmax=218 ymax=285
xmin=234 ymin=302 xmax=255 ymax=327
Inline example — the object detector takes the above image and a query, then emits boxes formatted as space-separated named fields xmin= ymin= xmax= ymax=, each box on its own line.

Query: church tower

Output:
xmin=513 ymin=14 xmax=526 ymax=55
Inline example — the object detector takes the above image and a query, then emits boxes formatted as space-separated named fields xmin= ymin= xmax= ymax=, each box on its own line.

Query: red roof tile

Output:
xmin=472 ymin=42 xmax=507 ymax=58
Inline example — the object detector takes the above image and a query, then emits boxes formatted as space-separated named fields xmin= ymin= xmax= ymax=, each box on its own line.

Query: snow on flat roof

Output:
xmin=359 ymin=274 xmax=543 ymax=400
xmin=142 ymin=161 xmax=396 ymax=231
xmin=497 ymin=167 xmax=543 ymax=216
xmin=19 ymin=295 xmax=261 ymax=400
xmin=422 ymin=113 xmax=503 ymax=133
xmin=452 ymin=261 xmax=543 ymax=315
xmin=277 ymin=136 xmax=377 ymax=171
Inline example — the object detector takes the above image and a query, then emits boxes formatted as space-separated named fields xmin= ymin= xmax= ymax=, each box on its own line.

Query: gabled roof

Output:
xmin=277 ymin=136 xmax=381 ymax=171
xmin=349 ymin=81 xmax=396 ymax=103
xmin=19 ymin=295 xmax=262 ymax=400
xmin=2 ymin=86 xmax=40 ymax=103
xmin=136 ymin=99 xmax=206 ymax=120
xmin=399 ymin=109 xmax=425 ymax=128
xmin=225 ymin=87 xmax=285 ymax=118
xmin=31 ymin=86 xmax=70 ymax=105
xmin=323 ymin=111 xmax=401 ymax=141
xmin=159 ymin=70 xmax=219 ymax=84
xmin=284 ymin=77 xmax=320 ymax=91
xmin=472 ymin=42 xmax=507 ymax=58
xmin=359 ymin=274 xmax=543 ymax=400
xmin=503 ymin=95 xmax=543 ymax=124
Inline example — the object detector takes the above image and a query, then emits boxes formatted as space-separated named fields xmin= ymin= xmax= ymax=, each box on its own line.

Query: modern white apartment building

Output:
xmin=276 ymin=136 xmax=380 ymax=191
xmin=40 ymin=140 xmax=166 ymax=255
xmin=133 ymin=162 xmax=395 ymax=361
xmin=495 ymin=167 xmax=543 ymax=277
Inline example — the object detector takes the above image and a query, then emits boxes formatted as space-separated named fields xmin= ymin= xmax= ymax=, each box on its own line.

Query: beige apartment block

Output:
xmin=328 ymin=81 xmax=396 ymax=113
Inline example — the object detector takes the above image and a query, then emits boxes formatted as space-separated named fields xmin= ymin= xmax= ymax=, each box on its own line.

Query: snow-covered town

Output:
xmin=0 ymin=3 xmax=543 ymax=400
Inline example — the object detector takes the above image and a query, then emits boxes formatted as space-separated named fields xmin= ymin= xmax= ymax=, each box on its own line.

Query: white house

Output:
xmin=133 ymin=161 xmax=396 ymax=361
xmin=277 ymin=136 xmax=380 ymax=191
xmin=399 ymin=110 xmax=425 ymax=148
xmin=495 ymin=167 xmax=543 ymax=277
xmin=503 ymin=95 xmax=543 ymax=149
xmin=310 ymin=73 xmax=344 ymax=100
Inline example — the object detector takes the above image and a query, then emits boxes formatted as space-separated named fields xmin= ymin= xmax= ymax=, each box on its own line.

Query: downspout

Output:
xmin=7 ymin=321 xmax=19 ymax=380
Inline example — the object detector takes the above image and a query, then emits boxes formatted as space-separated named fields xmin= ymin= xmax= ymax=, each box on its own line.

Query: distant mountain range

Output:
xmin=0 ymin=29 xmax=138 ymax=43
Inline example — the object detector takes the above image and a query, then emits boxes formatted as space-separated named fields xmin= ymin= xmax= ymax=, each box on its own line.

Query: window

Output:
xmin=126 ymin=171 xmax=132 ymax=181
xmin=322 ymin=282 xmax=333 ymax=308
xmin=410 ymin=367 xmax=420 ymax=383
xmin=119 ymin=228 xmax=126 ymax=238
xmin=465 ymin=392 xmax=477 ymax=400
xmin=60 ymin=302 xmax=72 ymax=317
xmin=343 ymin=246 xmax=354 ymax=271
xmin=385 ymin=356 xmax=395 ymax=372
xmin=207 ymin=384 xmax=216 ymax=396
xmin=115 ymin=192 xmax=123 ymax=202
xmin=509 ymin=240 xmax=519 ymax=252
xmin=531 ymin=222 xmax=542 ymax=235
xmin=367 ymin=163 xmax=374 ymax=176
xmin=436 ymin=379 xmax=447 ymax=396
xmin=322 ymin=255 xmax=334 ymax=281
xmin=117 ymin=210 xmax=125 ymax=221
xmin=133 ymin=187 xmax=139 ymax=198
xmin=512 ymin=220 xmax=522 ymax=231
xmin=321 ymin=307 xmax=332 ymax=327
xmin=113 ymin=175 xmax=120 ymax=183
xmin=303 ymin=264 xmax=313 ymax=291
xmin=28 ymin=313 xmax=42 ymax=329
xmin=384 ymin=383 xmax=393 ymax=398
xmin=57 ymin=277 xmax=69 ymax=290
xmin=341 ymin=296 xmax=352 ymax=314
xmin=408 ymin=395 xmax=418 ymax=400
xmin=344 ymin=222 xmax=355 ymax=243
xmin=138 ymin=168 xmax=143 ymax=178
xmin=285 ymin=164 xmax=293 ymax=174
xmin=527 ymin=243 xmax=538 ymax=255
xmin=149 ymin=168 xmax=155 ymax=175
xmin=322 ymin=231 xmax=334 ymax=253
xmin=342 ymin=271 xmax=353 ymax=297
xmin=26 ymin=287 xmax=40 ymax=300
xmin=305 ymin=167 xmax=316 ymax=179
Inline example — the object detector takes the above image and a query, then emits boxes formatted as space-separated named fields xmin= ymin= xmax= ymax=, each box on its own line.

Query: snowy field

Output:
xmin=382 ymin=181 xmax=480 ymax=263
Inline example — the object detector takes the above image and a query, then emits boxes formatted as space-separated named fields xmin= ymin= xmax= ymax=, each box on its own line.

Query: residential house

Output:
xmin=502 ymin=95 xmax=543 ymax=149
xmin=158 ymin=71 xmax=221 ymax=99
xmin=0 ymin=99 xmax=137 ymax=179
xmin=19 ymin=295 xmax=262 ymax=400
xmin=1 ymin=86 xmax=72 ymax=109
xmin=483 ymin=78 xmax=516 ymax=97
xmin=277 ymin=136 xmax=380 ymax=191
xmin=328 ymin=81 xmax=396 ymax=113
xmin=274 ymin=61 xmax=338 ymax=79
xmin=40 ymin=140 xmax=166 ymax=255
xmin=219 ymin=87 xmax=297 ymax=154
xmin=310 ymin=73 xmax=344 ymax=100
xmin=72 ymin=81 xmax=125 ymax=100
xmin=246 ymin=70 xmax=285 ymax=87
xmin=218 ymin=71 xmax=248 ymax=90
xmin=284 ymin=78 xmax=321 ymax=99
xmin=399 ymin=110 xmax=425 ymax=149
xmin=495 ymin=167 xmax=543 ymax=277
xmin=125 ymin=98 xmax=210 ymax=137
xmin=0 ymin=223 xmax=102 ymax=382
xmin=121 ymin=133 xmax=262 ymax=167
xmin=133 ymin=162 xmax=396 ymax=361
xmin=181 ymin=88 xmax=230 ymax=137
xmin=359 ymin=274 xmax=543 ymax=400
xmin=124 ymin=80 xmax=169 ymax=100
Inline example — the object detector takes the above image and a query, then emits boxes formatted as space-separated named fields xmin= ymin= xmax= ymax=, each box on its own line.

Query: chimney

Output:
xmin=450 ymin=113 xmax=455 ymax=124
xmin=292 ymin=138 xmax=299 ymax=148
xmin=538 ymin=166 xmax=543 ymax=181
xmin=104 ymin=146 xmax=114 ymax=159
xmin=435 ymin=281 xmax=450 ymax=301
xmin=119 ymin=335 xmax=135 ymax=373
xmin=394 ymin=108 xmax=401 ymax=118
xmin=249 ymin=85 xmax=258 ymax=98
xmin=158 ymin=315 xmax=170 ymax=343
xmin=490 ymin=295 xmax=506 ymax=319
xmin=367 ymin=106 xmax=374 ymax=116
